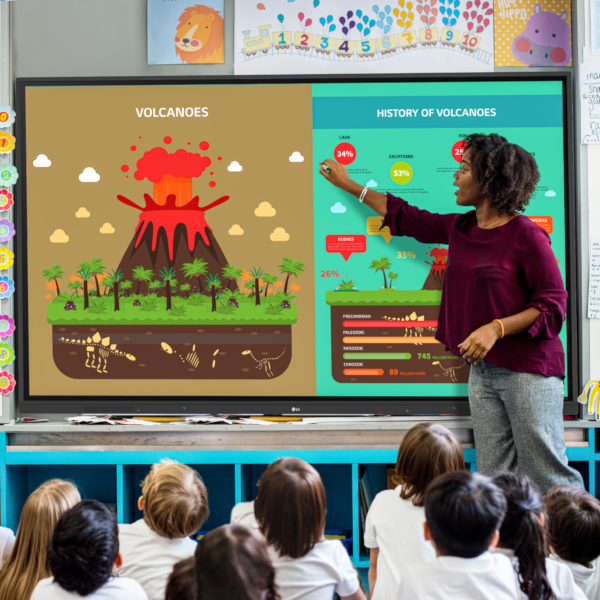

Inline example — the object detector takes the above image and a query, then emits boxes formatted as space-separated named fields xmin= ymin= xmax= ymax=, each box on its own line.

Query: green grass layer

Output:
xmin=47 ymin=299 xmax=297 ymax=326
xmin=326 ymin=290 xmax=442 ymax=306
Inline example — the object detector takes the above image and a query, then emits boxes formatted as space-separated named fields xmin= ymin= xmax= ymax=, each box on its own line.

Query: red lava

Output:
xmin=121 ymin=165 xmax=129 ymax=173
xmin=164 ymin=136 xmax=172 ymax=144
xmin=209 ymin=181 xmax=216 ymax=188
xmin=131 ymin=146 xmax=137 ymax=151
xmin=199 ymin=141 xmax=210 ymax=151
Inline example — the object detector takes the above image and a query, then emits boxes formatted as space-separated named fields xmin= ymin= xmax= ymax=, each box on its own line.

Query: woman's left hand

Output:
xmin=458 ymin=322 xmax=502 ymax=366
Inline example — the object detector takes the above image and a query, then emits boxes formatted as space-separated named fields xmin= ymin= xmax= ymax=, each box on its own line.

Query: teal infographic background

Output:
xmin=312 ymin=80 xmax=567 ymax=397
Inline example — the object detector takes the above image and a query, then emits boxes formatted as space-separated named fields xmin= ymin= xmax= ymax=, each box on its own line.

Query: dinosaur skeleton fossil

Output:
xmin=432 ymin=360 xmax=467 ymax=382
xmin=161 ymin=342 xmax=200 ymax=370
xmin=383 ymin=313 xmax=437 ymax=345
xmin=59 ymin=332 xmax=136 ymax=374
xmin=242 ymin=348 xmax=287 ymax=378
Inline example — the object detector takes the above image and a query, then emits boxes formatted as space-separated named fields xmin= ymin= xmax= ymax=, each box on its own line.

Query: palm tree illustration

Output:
xmin=87 ymin=257 xmax=106 ymax=297
xmin=244 ymin=280 xmax=255 ymax=298
xmin=278 ymin=257 xmax=306 ymax=294
xmin=149 ymin=281 xmax=162 ymax=296
xmin=222 ymin=264 xmax=244 ymax=290
xmin=132 ymin=266 xmax=154 ymax=294
xmin=121 ymin=280 xmax=133 ymax=297
xmin=41 ymin=264 xmax=64 ymax=297
xmin=171 ymin=279 xmax=179 ymax=296
xmin=182 ymin=259 xmax=208 ymax=294
xmin=159 ymin=267 xmax=176 ymax=310
xmin=205 ymin=274 xmax=221 ymax=312
xmin=369 ymin=256 xmax=392 ymax=289
xmin=106 ymin=269 xmax=124 ymax=311
xmin=76 ymin=264 xmax=92 ymax=310
xmin=388 ymin=271 xmax=398 ymax=288
xmin=262 ymin=273 xmax=278 ymax=297
xmin=68 ymin=281 xmax=81 ymax=296
xmin=180 ymin=283 xmax=191 ymax=298
xmin=249 ymin=267 xmax=264 ymax=306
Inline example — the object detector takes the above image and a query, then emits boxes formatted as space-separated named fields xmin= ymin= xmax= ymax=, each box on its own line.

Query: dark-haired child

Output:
xmin=195 ymin=524 xmax=279 ymax=600
xmin=396 ymin=470 xmax=518 ymax=600
xmin=546 ymin=485 xmax=600 ymax=599
xmin=165 ymin=557 xmax=196 ymax=600
xmin=365 ymin=422 xmax=464 ymax=599
xmin=492 ymin=473 xmax=585 ymax=600
xmin=31 ymin=499 xmax=147 ymax=600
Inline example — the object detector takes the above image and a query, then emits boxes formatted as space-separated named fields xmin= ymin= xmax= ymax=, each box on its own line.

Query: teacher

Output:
xmin=320 ymin=133 xmax=583 ymax=494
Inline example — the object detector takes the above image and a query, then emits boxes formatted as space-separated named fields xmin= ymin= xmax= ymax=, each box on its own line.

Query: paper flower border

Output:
xmin=0 ymin=132 xmax=15 ymax=155
xmin=0 ymin=221 xmax=15 ymax=244
xmin=0 ymin=276 xmax=14 ymax=299
xmin=0 ymin=166 xmax=18 ymax=186
xmin=0 ymin=371 xmax=15 ymax=395
xmin=0 ymin=344 xmax=15 ymax=366
xmin=0 ymin=248 xmax=14 ymax=270
xmin=0 ymin=190 xmax=13 ymax=212
xmin=0 ymin=316 xmax=15 ymax=338
xmin=0 ymin=107 xmax=16 ymax=128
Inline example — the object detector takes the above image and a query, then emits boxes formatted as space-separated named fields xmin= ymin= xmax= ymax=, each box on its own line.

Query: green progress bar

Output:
xmin=342 ymin=353 xmax=411 ymax=360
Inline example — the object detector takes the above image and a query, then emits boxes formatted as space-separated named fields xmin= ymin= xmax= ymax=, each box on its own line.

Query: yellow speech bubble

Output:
xmin=367 ymin=216 xmax=392 ymax=244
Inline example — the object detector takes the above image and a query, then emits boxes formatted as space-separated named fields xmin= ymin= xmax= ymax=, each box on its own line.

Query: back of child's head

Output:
xmin=141 ymin=459 xmax=209 ymax=539
xmin=0 ymin=479 xmax=81 ymax=600
xmin=166 ymin=557 xmax=196 ymax=600
xmin=254 ymin=457 xmax=326 ymax=559
xmin=545 ymin=485 xmax=600 ymax=566
xmin=49 ymin=499 xmax=118 ymax=596
xmin=396 ymin=422 xmax=465 ymax=506
xmin=493 ymin=472 xmax=553 ymax=600
xmin=425 ymin=470 xmax=506 ymax=558
xmin=195 ymin=524 xmax=280 ymax=600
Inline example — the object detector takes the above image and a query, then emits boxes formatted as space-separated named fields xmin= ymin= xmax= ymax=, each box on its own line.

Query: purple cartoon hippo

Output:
xmin=511 ymin=4 xmax=571 ymax=66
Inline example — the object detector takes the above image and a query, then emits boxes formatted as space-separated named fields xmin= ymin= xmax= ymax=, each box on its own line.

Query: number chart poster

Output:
xmin=234 ymin=0 xmax=495 ymax=75
xmin=21 ymin=80 xmax=567 ymax=401
xmin=494 ymin=0 xmax=571 ymax=66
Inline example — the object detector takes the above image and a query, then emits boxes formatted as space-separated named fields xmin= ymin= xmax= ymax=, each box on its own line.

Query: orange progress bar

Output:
xmin=342 ymin=336 xmax=440 ymax=344
xmin=343 ymin=369 xmax=384 ymax=376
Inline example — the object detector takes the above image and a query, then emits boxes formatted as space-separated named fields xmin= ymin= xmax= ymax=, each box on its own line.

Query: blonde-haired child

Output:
xmin=365 ymin=422 xmax=465 ymax=599
xmin=117 ymin=459 xmax=209 ymax=600
xmin=0 ymin=479 xmax=81 ymax=600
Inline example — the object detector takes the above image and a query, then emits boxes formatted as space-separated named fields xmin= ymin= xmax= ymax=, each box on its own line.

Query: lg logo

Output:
xmin=291 ymin=407 xmax=301 ymax=412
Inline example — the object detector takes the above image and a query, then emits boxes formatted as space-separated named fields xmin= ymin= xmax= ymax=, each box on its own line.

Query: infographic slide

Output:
xmin=21 ymin=79 xmax=567 ymax=401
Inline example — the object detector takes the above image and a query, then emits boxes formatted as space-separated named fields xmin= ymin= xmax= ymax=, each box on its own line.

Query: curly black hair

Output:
xmin=464 ymin=133 xmax=539 ymax=217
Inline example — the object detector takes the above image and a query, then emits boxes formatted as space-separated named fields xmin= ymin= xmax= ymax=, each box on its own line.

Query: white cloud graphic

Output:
xmin=50 ymin=229 xmax=69 ymax=243
xmin=100 ymin=223 xmax=115 ymax=234
xmin=229 ymin=224 xmax=244 ymax=235
xmin=270 ymin=227 xmax=290 ymax=242
xmin=75 ymin=207 xmax=90 ymax=218
xmin=227 ymin=161 xmax=243 ymax=172
xmin=366 ymin=179 xmax=378 ymax=188
xmin=255 ymin=202 xmax=276 ymax=217
xmin=79 ymin=167 xmax=100 ymax=183
xmin=331 ymin=202 xmax=346 ymax=214
xmin=545 ymin=190 xmax=556 ymax=197
xmin=33 ymin=154 xmax=51 ymax=168
xmin=289 ymin=152 xmax=304 ymax=163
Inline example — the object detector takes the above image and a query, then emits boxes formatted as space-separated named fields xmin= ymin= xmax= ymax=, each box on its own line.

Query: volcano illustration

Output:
xmin=423 ymin=247 xmax=448 ymax=290
xmin=116 ymin=147 xmax=236 ymax=295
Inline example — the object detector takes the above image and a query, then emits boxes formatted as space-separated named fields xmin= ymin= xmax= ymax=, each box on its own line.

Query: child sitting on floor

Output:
xmin=365 ymin=422 xmax=465 ymax=600
xmin=195 ymin=524 xmax=280 ymax=600
xmin=117 ymin=459 xmax=209 ymax=600
xmin=546 ymin=485 xmax=600 ymax=600
xmin=396 ymin=470 xmax=518 ymax=600
xmin=31 ymin=499 xmax=147 ymax=600
xmin=492 ymin=472 xmax=585 ymax=600
xmin=165 ymin=557 xmax=196 ymax=600
xmin=0 ymin=479 xmax=80 ymax=600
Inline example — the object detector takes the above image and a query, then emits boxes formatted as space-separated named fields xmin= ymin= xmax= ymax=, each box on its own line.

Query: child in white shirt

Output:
xmin=492 ymin=472 xmax=586 ymax=600
xmin=545 ymin=485 xmax=600 ymax=600
xmin=117 ymin=459 xmax=209 ymax=600
xmin=365 ymin=422 xmax=465 ymax=600
xmin=396 ymin=470 xmax=519 ymax=600
xmin=251 ymin=457 xmax=365 ymax=600
xmin=31 ymin=499 xmax=147 ymax=600
xmin=0 ymin=526 xmax=15 ymax=570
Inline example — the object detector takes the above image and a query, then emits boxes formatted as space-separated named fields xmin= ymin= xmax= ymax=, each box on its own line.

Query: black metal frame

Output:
xmin=15 ymin=72 xmax=579 ymax=415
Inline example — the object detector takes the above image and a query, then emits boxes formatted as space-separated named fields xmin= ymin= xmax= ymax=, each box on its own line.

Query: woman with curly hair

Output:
xmin=320 ymin=133 xmax=583 ymax=494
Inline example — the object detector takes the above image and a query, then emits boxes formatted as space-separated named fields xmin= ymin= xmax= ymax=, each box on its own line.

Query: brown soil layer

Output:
xmin=331 ymin=306 xmax=469 ymax=384
xmin=53 ymin=325 xmax=291 ymax=379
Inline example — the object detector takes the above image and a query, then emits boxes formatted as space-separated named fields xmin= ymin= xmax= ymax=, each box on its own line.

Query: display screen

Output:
xmin=17 ymin=75 xmax=577 ymax=414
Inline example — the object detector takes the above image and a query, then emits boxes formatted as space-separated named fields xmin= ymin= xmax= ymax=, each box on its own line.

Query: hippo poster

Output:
xmin=495 ymin=0 xmax=571 ymax=66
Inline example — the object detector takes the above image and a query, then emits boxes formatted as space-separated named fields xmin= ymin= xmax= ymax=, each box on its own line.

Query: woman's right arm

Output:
xmin=368 ymin=547 xmax=379 ymax=595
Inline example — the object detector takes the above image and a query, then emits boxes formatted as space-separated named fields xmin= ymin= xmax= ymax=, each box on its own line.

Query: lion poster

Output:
xmin=148 ymin=0 xmax=225 ymax=65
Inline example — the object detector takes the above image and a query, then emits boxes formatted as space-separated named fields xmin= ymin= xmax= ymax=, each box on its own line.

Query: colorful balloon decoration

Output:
xmin=257 ymin=3 xmax=265 ymax=9
xmin=277 ymin=13 xmax=284 ymax=22
xmin=397 ymin=0 xmax=414 ymax=29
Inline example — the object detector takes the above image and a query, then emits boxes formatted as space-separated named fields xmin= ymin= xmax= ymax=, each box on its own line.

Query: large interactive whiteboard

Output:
xmin=16 ymin=74 xmax=579 ymax=415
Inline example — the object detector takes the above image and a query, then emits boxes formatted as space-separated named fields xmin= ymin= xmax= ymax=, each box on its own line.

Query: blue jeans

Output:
xmin=469 ymin=361 xmax=584 ymax=495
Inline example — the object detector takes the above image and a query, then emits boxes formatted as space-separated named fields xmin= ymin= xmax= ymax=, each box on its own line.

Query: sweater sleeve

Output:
xmin=381 ymin=193 xmax=458 ymax=245
xmin=521 ymin=226 xmax=568 ymax=341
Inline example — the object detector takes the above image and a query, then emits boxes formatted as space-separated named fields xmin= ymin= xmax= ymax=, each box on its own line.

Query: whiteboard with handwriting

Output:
xmin=588 ymin=237 xmax=600 ymax=318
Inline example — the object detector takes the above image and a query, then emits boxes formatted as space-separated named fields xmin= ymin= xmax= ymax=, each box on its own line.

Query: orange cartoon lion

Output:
xmin=174 ymin=5 xmax=224 ymax=64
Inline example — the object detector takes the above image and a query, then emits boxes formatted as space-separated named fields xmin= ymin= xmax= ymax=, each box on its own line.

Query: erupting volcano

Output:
xmin=423 ymin=247 xmax=448 ymax=290
xmin=116 ymin=145 xmax=235 ymax=295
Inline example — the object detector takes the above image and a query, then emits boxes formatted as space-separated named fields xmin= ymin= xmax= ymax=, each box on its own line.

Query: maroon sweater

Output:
xmin=382 ymin=194 xmax=567 ymax=378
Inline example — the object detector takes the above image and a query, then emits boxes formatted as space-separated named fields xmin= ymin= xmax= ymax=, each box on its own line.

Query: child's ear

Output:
xmin=488 ymin=530 xmax=500 ymax=549
xmin=423 ymin=521 xmax=431 ymax=542
xmin=138 ymin=495 xmax=144 ymax=511
xmin=114 ymin=552 xmax=123 ymax=570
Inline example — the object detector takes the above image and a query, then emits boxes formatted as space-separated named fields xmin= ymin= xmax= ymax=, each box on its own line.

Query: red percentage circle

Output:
xmin=452 ymin=140 xmax=468 ymax=163
xmin=334 ymin=143 xmax=356 ymax=166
